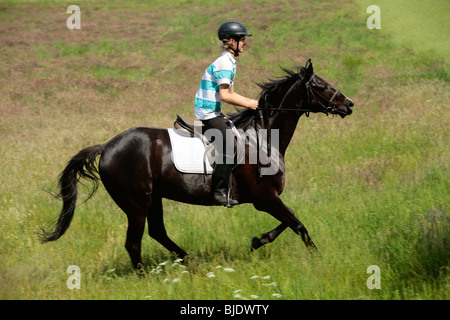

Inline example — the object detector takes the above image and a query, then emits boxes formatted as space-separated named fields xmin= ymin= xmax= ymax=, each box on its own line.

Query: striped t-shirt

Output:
xmin=194 ymin=51 xmax=237 ymax=120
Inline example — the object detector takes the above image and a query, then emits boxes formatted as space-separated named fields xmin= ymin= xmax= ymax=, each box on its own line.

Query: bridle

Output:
xmin=304 ymin=75 xmax=340 ymax=116
xmin=260 ymin=72 xmax=341 ymax=116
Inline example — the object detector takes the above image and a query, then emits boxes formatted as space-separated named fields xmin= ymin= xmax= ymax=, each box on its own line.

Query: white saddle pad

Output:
xmin=167 ymin=129 xmax=214 ymax=174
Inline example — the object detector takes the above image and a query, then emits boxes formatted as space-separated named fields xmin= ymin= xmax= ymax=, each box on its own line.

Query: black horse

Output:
xmin=41 ymin=60 xmax=354 ymax=269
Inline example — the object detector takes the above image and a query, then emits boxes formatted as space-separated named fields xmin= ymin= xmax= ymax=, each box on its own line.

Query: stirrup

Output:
xmin=213 ymin=189 xmax=238 ymax=207
xmin=226 ymin=188 xmax=237 ymax=208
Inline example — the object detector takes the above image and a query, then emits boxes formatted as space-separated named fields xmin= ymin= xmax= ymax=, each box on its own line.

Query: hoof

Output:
xmin=135 ymin=263 xmax=146 ymax=276
xmin=308 ymin=243 xmax=319 ymax=254
xmin=251 ymin=237 xmax=262 ymax=251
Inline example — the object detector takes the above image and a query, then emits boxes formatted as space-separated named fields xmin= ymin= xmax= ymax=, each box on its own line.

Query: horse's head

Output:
xmin=229 ymin=60 xmax=354 ymax=131
xmin=300 ymin=59 xmax=354 ymax=118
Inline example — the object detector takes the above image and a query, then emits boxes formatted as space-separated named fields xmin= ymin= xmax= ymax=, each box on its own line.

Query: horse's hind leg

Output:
xmin=147 ymin=196 xmax=188 ymax=259
xmin=111 ymin=193 xmax=149 ymax=269
xmin=125 ymin=212 xmax=146 ymax=270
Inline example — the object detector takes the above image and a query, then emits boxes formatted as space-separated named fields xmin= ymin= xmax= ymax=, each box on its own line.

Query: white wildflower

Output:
xmin=262 ymin=276 xmax=271 ymax=280
xmin=174 ymin=258 xmax=183 ymax=263
xmin=151 ymin=268 xmax=161 ymax=274
xmin=250 ymin=295 xmax=259 ymax=299
xmin=250 ymin=275 xmax=259 ymax=279
xmin=159 ymin=261 xmax=168 ymax=266
xmin=206 ymin=272 xmax=216 ymax=278
xmin=223 ymin=268 xmax=235 ymax=272
xmin=215 ymin=265 xmax=222 ymax=269
xmin=172 ymin=278 xmax=180 ymax=283
xmin=262 ymin=282 xmax=277 ymax=287
xmin=234 ymin=289 xmax=242 ymax=293
xmin=272 ymin=293 xmax=283 ymax=298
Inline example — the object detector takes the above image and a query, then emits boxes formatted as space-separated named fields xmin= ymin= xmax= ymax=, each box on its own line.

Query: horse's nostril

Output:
xmin=348 ymin=101 xmax=354 ymax=108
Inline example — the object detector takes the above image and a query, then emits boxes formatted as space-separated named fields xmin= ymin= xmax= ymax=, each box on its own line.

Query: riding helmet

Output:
xmin=217 ymin=21 xmax=252 ymax=41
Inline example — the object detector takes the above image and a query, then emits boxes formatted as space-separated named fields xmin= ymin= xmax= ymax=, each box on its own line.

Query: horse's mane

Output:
xmin=228 ymin=67 xmax=303 ymax=130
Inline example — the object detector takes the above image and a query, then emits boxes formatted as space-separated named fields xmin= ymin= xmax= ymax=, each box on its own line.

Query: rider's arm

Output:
xmin=219 ymin=84 xmax=258 ymax=110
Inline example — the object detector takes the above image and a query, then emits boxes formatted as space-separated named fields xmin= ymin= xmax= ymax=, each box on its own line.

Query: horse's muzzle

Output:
xmin=346 ymin=100 xmax=354 ymax=115
xmin=335 ymin=100 xmax=354 ymax=118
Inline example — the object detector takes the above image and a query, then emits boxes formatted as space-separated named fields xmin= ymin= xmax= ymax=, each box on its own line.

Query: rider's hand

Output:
xmin=247 ymin=99 xmax=259 ymax=110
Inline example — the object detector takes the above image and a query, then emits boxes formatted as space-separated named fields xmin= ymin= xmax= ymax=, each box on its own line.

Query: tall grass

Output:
xmin=0 ymin=0 xmax=448 ymax=299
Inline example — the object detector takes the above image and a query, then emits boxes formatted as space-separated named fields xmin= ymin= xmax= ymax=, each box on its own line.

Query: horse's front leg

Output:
xmin=254 ymin=195 xmax=317 ymax=251
xmin=251 ymin=223 xmax=287 ymax=251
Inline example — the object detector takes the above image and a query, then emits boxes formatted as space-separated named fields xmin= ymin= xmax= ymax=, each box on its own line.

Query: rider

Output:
xmin=194 ymin=21 xmax=259 ymax=206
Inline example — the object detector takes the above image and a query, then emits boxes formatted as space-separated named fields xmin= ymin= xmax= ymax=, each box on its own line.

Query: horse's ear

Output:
xmin=305 ymin=59 xmax=313 ymax=77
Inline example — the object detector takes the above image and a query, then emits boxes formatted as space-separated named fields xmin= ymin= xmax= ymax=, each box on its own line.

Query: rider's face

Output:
xmin=229 ymin=36 xmax=247 ymax=54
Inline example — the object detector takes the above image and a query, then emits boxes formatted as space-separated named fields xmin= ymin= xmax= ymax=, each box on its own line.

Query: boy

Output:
xmin=194 ymin=21 xmax=258 ymax=206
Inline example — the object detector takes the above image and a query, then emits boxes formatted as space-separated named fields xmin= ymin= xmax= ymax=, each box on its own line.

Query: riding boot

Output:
xmin=211 ymin=157 xmax=238 ymax=207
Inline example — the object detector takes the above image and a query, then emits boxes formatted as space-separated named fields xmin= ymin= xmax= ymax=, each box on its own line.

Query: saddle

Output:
xmin=172 ymin=114 xmax=244 ymax=172
xmin=173 ymin=114 xmax=216 ymax=163
xmin=173 ymin=114 xmax=204 ymax=138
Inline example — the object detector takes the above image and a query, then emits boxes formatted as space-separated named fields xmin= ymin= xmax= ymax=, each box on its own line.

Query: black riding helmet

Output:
xmin=217 ymin=21 xmax=252 ymax=57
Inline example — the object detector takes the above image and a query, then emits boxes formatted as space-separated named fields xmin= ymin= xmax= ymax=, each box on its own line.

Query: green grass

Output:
xmin=0 ymin=0 xmax=448 ymax=300
xmin=355 ymin=0 xmax=450 ymax=71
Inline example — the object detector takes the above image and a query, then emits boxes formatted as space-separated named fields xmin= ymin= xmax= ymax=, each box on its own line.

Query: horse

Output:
xmin=40 ymin=59 xmax=354 ymax=270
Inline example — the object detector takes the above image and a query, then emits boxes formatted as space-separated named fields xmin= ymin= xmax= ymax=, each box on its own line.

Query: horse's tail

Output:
xmin=40 ymin=144 xmax=104 ymax=243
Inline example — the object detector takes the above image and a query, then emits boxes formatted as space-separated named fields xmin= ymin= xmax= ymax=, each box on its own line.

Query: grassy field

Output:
xmin=0 ymin=0 xmax=448 ymax=300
